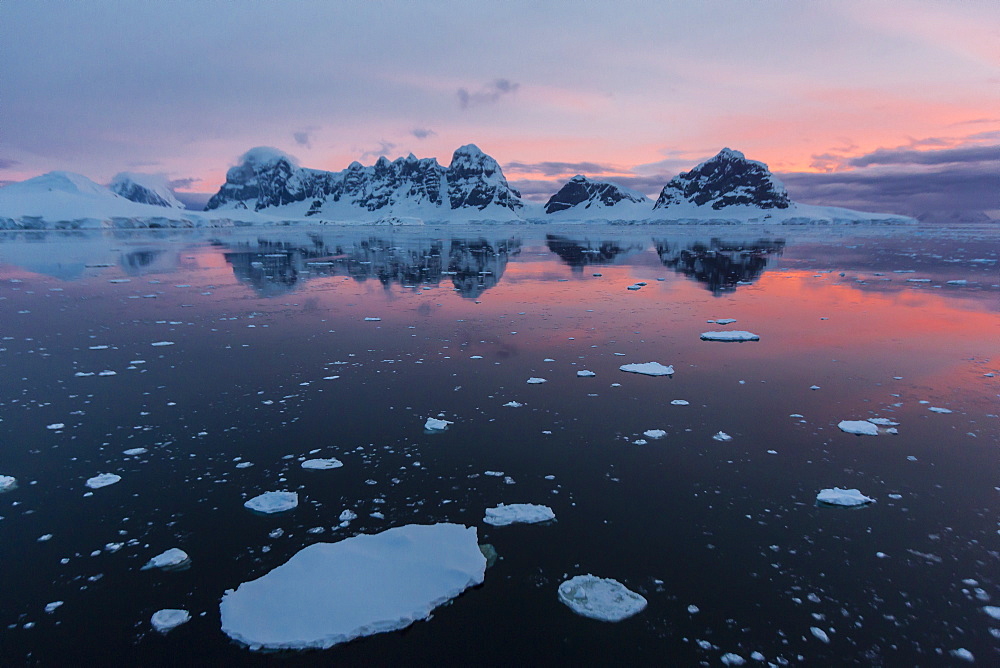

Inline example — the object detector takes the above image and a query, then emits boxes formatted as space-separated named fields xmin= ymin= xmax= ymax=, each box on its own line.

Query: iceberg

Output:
xmin=302 ymin=458 xmax=343 ymax=470
xmin=151 ymin=609 xmax=191 ymax=633
xmin=700 ymin=331 xmax=760 ymax=342
xmin=557 ymin=574 xmax=647 ymax=622
xmin=619 ymin=362 xmax=674 ymax=376
xmin=244 ymin=491 xmax=298 ymax=514
xmin=837 ymin=420 xmax=879 ymax=436
xmin=141 ymin=548 xmax=191 ymax=571
xmin=220 ymin=523 xmax=486 ymax=651
xmin=483 ymin=503 xmax=555 ymax=526
xmin=85 ymin=473 xmax=121 ymax=489
xmin=424 ymin=417 xmax=453 ymax=431
xmin=816 ymin=488 xmax=875 ymax=507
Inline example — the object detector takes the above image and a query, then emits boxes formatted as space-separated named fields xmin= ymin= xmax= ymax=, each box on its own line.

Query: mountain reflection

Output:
xmin=654 ymin=237 xmax=785 ymax=295
xmin=545 ymin=234 xmax=645 ymax=272
xmin=221 ymin=235 xmax=520 ymax=298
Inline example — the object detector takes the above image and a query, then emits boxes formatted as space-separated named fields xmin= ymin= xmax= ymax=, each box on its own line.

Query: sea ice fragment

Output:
xmin=483 ymin=503 xmax=555 ymax=526
xmin=244 ymin=491 xmax=298 ymax=514
xmin=557 ymin=574 xmax=647 ymax=622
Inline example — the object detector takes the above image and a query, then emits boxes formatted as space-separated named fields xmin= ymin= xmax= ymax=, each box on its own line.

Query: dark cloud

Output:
xmin=504 ymin=161 xmax=618 ymax=177
xmin=0 ymin=158 xmax=22 ymax=170
xmin=457 ymin=79 xmax=520 ymax=109
xmin=847 ymin=145 xmax=1000 ymax=168
xmin=360 ymin=140 xmax=397 ymax=160
xmin=293 ymin=131 xmax=312 ymax=148
xmin=411 ymin=128 xmax=435 ymax=140
xmin=168 ymin=177 xmax=201 ymax=190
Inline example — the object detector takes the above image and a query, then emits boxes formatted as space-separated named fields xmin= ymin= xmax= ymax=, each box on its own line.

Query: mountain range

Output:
xmin=0 ymin=146 xmax=917 ymax=228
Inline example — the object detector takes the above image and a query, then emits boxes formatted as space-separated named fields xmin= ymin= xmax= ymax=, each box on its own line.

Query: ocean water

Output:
xmin=0 ymin=224 xmax=997 ymax=665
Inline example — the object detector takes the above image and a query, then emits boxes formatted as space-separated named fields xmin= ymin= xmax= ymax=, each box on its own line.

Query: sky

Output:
xmin=2 ymin=0 xmax=998 ymax=218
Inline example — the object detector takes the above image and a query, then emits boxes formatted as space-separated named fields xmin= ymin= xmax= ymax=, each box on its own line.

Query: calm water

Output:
xmin=0 ymin=224 xmax=997 ymax=665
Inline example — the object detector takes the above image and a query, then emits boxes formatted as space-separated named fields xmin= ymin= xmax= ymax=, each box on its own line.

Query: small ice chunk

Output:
xmin=928 ymin=407 xmax=952 ymax=414
xmin=123 ymin=448 xmax=147 ymax=456
xmin=0 ymin=475 xmax=17 ymax=493
xmin=810 ymin=385 xmax=821 ymax=390
xmin=424 ymin=417 xmax=453 ymax=431
xmin=713 ymin=431 xmax=733 ymax=442
xmin=721 ymin=654 xmax=746 ymax=666
xmin=670 ymin=400 xmax=689 ymax=406
xmin=219 ymin=524 xmax=485 ymax=650
xmin=526 ymin=377 xmax=547 ymax=384
xmin=85 ymin=473 xmax=121 ymax=489
xmin=619 ymin=362 xmax=674 ymax=376
xmin=700 ymin=331 xmax=759 ymax=342
xmin=810 ymin=626 xmax=830 ymax=643
xmin=687 ymin=604 xmax=699 ymax=614
xmin=47 ymin=423 xmax=65 ymax=430
xmin=949 ymin=648 xmax=974 ymax=662
xmin=150 ymin=341 xmax=175 ymax=347
xmin=837 ymin=420 xmax=879 ymax=436
xmin=302 ymin=458 xmax=343 ymax=470
xmin=502 ymin=401 xmax=523 ymax=408
xmin=715 ymin=318 xmax=737 ymax=325
xmin=557 ymin=574 xmax=647 ymax=622
xmin=816 ymin=488 xmax=875 ymax=507
xmin=363 ymin=317 xmax=381 ymax=321
xmin=244 ymin=491 xmax=298 ymax=514
xmin=151 ymin=608 xmax=191 ymax=633
xmin=44 ymin=601 xmax=64 ymax=614
xmin=983 ymin=605 xmax=1000 ymax=620
xmin=577 ymin=370 xmax=596 ymax=377
xmin=643 ymin=430 xmax=666 ymax=439
xmin=867 ymin=418 xmax=898 ymax=426
xmin=141 ymin=548 xmax=190 ymax=571
xmin=483 ymin=503 xmax=555 ymax=526
xmin=339 ymin=509 xmax=357 ymax=522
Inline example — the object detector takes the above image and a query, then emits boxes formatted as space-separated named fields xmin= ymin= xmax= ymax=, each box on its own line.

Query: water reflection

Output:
xmin=655 ymin=237 xmax=785 ymax=295
xmin=545 ymin=234 xmax=645 ymax=272
xmin=221 ymin=235 xmax=521 ymax=298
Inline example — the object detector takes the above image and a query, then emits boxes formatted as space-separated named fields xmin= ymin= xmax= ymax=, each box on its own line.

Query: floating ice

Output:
xmin=85 ymin=473 xmax=121 ymax=489
xmin=363 ymin=317 xmax=381 ymax=321
xmin=220 ymin=523 xmax=485 ymax=651
xmin=150 ymin=341 xmax=174 ymax=347
xmin=643 ymin=430 xmax=666 ymax=439
xmin=46 ymin=423 xmax=65 ymax=430
xmin=244 ymin=491 xmax=298 ymax=514
xmin=141 ymin=548 xmax=190 ymax=571
xmin=949 ymin=648 xmax=974 ymax=662
xmin=577 ymin=370 xmax=596 ymax=377
xmin=619 ymin=362 xmax=674 ymax=376
xmin=816 ymin=488 xmax=875 ymax=507
xmin=867 ymin=418 xmax=898 ymax=426
xmin=721 ymin=654 xmax=746 ymax=666
xmin=928 ymin=407 xmax=952 ymax=414
xmin=713 ymin=431 xmax=733 ymax=442
xmin=424 ymin=417 xmax=452 ymax=431
xmin=0 ymin=475 xmax=16 ymax=493
xmin=983 ymin=605 xmax=1000 ymax=620
xmin=151 ymin=609 xmax=191 ymax=633
xmin=670 ymin=399 xmax=689 ymax=406
xmin=837 ymin=420 xmax=879 ymax=436
xmin=810 ymin=626 xmax=830 ymax=643
xmin=44 ymin=601 xmax=63 ymax=614
xmin=715 ymin=318 xmax=737 ymax=325
xmin=502 ymin=401 xmax=523 ymax=408
xmin=700 ymin=331 xmax=760 ymax=342
xmin=557 ymin=574 xmax=647 ymax=622
xmin=526 ymin=377 xmax=547 ymax=384
xmin=483 ymin=503 xmax=555 ymax=526
xmin=123 ymin=448 xmax=147 ymax=456
xmin=302 ymin=458 xmax=343 ymax=470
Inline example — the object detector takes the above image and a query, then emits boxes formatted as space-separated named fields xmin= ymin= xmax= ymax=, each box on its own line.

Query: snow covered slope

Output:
xmin=543 ymin=175 xmax=651 ymax=219
xmin=109 ymin=172 xmax=184 ymax=208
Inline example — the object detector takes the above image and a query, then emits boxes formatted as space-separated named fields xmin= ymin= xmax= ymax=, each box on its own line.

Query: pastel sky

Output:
xmin=2 ymin=0 xmax=997 ymax=217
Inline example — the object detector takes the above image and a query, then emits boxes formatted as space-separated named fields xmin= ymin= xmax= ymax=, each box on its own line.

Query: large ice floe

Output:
xmin=483 ymin=503 xmax=555 ymax=526
xmin=557 ymin=574 xmax=647 ymax=622
xmin=700 ymin=331 xmax=760 ymax=342
xmin=220 ymin=523 xmax=486 ymax=651
xmin=837 ymin=420 xmax=880 ymax=436
xmin=619 ymin=362 xmax=674 ymax=376
xmin=301 ymin=458 xmax=343 ymax=470
xmin=816 ymin=488 xmax=876 ymax=507
xmin=85 ymin=473 xmax=121 ymax=489
xmin=244 ymin=491 xmax=298 ymax=514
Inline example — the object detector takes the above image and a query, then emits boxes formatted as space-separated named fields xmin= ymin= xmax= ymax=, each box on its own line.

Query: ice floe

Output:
xmin=301 ymin=458 xmax=343 ymax=470
xmin=483 ymin=503 xmax=555 ymax=526
xmin=837 ymin=420 xmax=879 ymax=436
xmin=85 ymin=473 xmax=121 ymax=489
xmin=151 ymin=608 xmax=191 ymax=633
xmin=928 ymin=407 xmax=952 ymax=414
xmin=712 ymin=431 xmax=733 ymax=442
xmin=619 ymin=362 xmax=674 ymax=376
xmin=123 ymin=447 xmax=147 ymax=456
xmin=44 ymin=601 xmax=63 ymax=614
xmin=670 ymin=399 xmax=689 ymax=406
xmin=526 ymin=377 xmax=547 ymax=384
xmin=643 ymin=430 xmax=666 ymax=439
xmin=0 ymin=475 xmax=16 ymax=493
xmin=557 ymin=574 xmax=647 ymax=622
xmin=810 ymin=626 xmax=830 ymax=643
xmin=46 ymin=423 xmax=65 ymax=430
xmin=424 ymin=417 xmax=453 ymax=431
xmin=150 ymin=341 xmax=175 ymax=347
xmin=141 ymin=548 xmax=191 ymax=571
xmin=244 ymin=491 xmax=298 ymax=514
xmin=219 ymin=523 xmax=485 ymax=651
xmin=502 ymin=401 xmax=523 ymax=408
xmin=816 ymin=488 xmax=876 ymax=507
xmin=577 ymin=370 xmax=596 ymax=377
xmin=700 ymin=331 xmax=760 ymax=342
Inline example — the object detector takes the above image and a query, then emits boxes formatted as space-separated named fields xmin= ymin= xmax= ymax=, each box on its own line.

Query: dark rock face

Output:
xmin=544 ymin=176 xmax=648 ymax=214
xmin=206 ymin=145 xmax=521 ymax=215
xmin=653 ymin=149 xmax=791 ymax=211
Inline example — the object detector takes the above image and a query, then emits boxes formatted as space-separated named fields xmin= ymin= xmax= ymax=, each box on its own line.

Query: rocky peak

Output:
xmin=653 ymin=148 xmax=791 ymax=210
xmin=109 ymin=173 xmax=184 ymax=209
xmin=544 ymin=175 xmax=649 ymax=214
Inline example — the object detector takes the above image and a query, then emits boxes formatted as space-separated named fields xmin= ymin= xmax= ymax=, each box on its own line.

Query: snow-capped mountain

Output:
xmin=653 ymin=148 xmax=791 ymax=211
xmin=109 ymin=172 xmax=184 ymax=208
xmin=205 ymin=144 xmax=524 ymax=221
xmin=544 ymin=175 xmax=650 ymax=215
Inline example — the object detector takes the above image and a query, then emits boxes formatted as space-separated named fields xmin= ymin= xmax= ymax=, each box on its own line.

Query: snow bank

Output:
xmin=244 ymin=491 xmax=298 ymax=514
xmin=816 ymin=488 xmax=875 ymax=507
xmin=483 ymin=503 xmax=555 ymax=526
xmin=557 ymin=574 xmax=647 ymax=622
xmin=151 ymin=609 xmax=191 ymax=633
xmin=837 ymin=420 xmax=879 ymax=436
xmin=619 ymin=362 xmax=674 ymax=376
xmin=220 ymin=523 xmax=486 ymax=650
xmin=85 ymin=473 xmax=121 ymax=489
xmin=700 ymin=331 xmax=760 ymax=342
